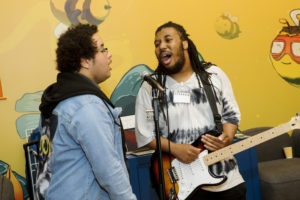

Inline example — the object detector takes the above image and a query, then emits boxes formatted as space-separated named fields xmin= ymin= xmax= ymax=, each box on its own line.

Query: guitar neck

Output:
xmin=203 ymin=122 xmax=292 ymax=166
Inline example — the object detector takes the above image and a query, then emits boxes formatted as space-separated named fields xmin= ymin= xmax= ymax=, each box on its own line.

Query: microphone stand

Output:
xmin=152 ymin=88 xmax=166 ymax=200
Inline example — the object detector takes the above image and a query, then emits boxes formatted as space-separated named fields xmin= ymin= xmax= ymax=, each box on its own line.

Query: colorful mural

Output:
xmin=1 ymin=1 xmax=300 ymax=196
xmin=270 ymin=9 xmax=300 ymax=88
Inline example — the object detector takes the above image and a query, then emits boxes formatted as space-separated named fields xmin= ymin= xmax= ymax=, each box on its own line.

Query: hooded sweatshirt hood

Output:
xmin=39 ymin=72 xmax=114 ymax=119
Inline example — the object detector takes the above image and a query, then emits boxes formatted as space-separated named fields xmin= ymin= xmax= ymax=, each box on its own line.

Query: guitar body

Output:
xmin=152 ymin=145 xmax=226 ymax=200
xmin=152 ymin=152 xmax=179 ymax=199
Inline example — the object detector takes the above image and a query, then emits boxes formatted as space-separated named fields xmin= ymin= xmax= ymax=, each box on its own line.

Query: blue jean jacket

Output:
xmin=45 ymin=94 xmax=136 ymax=200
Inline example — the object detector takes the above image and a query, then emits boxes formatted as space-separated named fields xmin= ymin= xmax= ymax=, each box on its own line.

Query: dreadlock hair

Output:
xmin=155 ymin=21 xmax=212 ymax=84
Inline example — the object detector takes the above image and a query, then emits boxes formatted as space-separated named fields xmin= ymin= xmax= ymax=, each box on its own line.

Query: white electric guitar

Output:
xmin=152 ymin=116 xmax=300 ymax=200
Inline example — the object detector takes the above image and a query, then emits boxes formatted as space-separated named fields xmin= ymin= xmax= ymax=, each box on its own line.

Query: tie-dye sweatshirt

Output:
xmin=135 ymin=65 xmax=244 ymax=192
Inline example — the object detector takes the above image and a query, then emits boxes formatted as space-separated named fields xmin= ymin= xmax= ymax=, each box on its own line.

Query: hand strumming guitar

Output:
xmin=146 ymin=137 xmax=201 ymax=164
xmin=171 ymin=143 xmax=201 ymax=164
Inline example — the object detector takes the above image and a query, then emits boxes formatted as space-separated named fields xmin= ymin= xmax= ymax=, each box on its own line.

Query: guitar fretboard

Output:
xmin=203 ymin=121 xmax=294 ymax=166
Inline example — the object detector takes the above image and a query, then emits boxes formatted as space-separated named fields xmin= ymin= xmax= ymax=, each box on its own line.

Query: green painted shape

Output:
xmin=16 ymin=113 xmax=40 ymax=139
xmin=110 ymin=64 xmax=153 ymax=104
xmin=282 ymin=76 xmax=300 ymax=86
xmin=15 ymin=91 xmax=42 ymax=112
xmin=110 ymin=64 xmax=153 ymax=116
xmin=198 ymin=52 xmax=204 ymax=62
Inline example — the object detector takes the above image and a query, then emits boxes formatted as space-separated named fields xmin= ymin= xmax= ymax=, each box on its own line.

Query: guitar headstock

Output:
xmin=289 ymin=114 xmax=300 ymax=130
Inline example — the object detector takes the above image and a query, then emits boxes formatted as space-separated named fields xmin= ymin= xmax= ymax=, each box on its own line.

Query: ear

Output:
xmin=182 ymin=40 xmax=188 ymax=50
xmin=80 ymin=58 xmax=90 ymax=69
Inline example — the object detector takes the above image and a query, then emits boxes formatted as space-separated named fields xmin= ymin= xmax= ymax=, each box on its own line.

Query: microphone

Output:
xmin=140 ymin=71 xmax=165 ymax=92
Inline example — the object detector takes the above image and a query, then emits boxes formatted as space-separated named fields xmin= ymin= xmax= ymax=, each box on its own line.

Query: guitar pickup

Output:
xmin=167 ymin=167 xmax=179 ymax=183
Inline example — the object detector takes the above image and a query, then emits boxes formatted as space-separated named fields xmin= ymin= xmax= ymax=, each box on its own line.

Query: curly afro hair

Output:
xmin=56 ymin=23 xmax=98 ymax=72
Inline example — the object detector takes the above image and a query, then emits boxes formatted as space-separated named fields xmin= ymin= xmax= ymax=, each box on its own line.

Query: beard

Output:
xmin=158 ymin=46 xmax=186 ymax=75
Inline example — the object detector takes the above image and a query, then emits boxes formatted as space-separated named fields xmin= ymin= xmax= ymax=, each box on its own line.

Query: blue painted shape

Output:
xmin=0 ymin=160 xmax=8 ymax=174
xmin=198 ymin=52 xmax=204 ymax=62
xmin=15 ymin=91 xmax=42 ymax=112
xmin=16 ymin=114 xmax=40 ymax=139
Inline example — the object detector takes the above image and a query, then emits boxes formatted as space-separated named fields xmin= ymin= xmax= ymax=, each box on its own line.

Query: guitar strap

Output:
xmin=198 ymin=72 xmax=223 ymax=135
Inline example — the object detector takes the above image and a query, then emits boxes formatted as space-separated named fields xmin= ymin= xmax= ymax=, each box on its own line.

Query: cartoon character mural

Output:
xmin=215 ymin=11 xmax=241 ymax=40
xmin=50 ymin=0 xmax=111 ymax=37
xmin=270 ymin=9 xmax=300 ymax=88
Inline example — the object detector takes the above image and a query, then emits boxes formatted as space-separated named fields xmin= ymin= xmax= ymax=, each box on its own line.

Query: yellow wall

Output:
xmin=1 ymin=0 xmax=300 ymax=176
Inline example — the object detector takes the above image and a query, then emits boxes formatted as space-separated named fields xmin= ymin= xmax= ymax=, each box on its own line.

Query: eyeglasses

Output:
xmin=98 ymin=47 xmax=108 ymax=53
xmin=271 ymin=35 xmax=300 ymax=64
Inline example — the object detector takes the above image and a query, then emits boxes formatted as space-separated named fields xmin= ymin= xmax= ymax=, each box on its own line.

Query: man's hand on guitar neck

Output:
xmin=201 ymin=123 xmax=237 ymax=151
xmin=201 ymin=134 xmax=231 ymax=151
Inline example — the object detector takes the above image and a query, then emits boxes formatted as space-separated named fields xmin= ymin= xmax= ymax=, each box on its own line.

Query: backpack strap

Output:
xmin=198 ymin=73 xmax=223 ymax=135
xmin=36 ymin=115 xmax=58 ymax=200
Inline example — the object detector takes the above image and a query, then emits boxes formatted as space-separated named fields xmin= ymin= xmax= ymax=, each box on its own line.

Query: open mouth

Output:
xmin=160 ymin=52 xmax=172 ymax=65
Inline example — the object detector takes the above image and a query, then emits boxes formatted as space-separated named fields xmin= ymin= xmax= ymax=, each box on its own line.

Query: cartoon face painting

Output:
xmin=270 ymin=9 xmax=300 ymax=88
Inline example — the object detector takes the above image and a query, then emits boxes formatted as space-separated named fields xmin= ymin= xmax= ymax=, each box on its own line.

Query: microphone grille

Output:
xmin=140 ymin=71 xmax=150 ymax=79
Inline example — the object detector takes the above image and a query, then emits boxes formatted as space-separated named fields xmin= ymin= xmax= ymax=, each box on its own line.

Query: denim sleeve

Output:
xmin=70 ymin=101 xmax=136 ymax=200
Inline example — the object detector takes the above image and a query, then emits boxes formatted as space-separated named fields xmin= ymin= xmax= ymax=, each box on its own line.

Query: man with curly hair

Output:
xmin=36 ymin=23 xmax=136 ymax=200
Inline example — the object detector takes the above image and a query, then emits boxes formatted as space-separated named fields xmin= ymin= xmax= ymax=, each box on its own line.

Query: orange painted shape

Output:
xmin=271 ymin=35 xmax=300 ymax=64
xmin=0 ymin=79 xmax=7 ymax=100
xmin=6 ymin=166 xmax=23 ymax=200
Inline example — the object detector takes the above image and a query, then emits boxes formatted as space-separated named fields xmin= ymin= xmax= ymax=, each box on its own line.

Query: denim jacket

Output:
xmin=45 ymin=94 xmax=136 ymax=200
